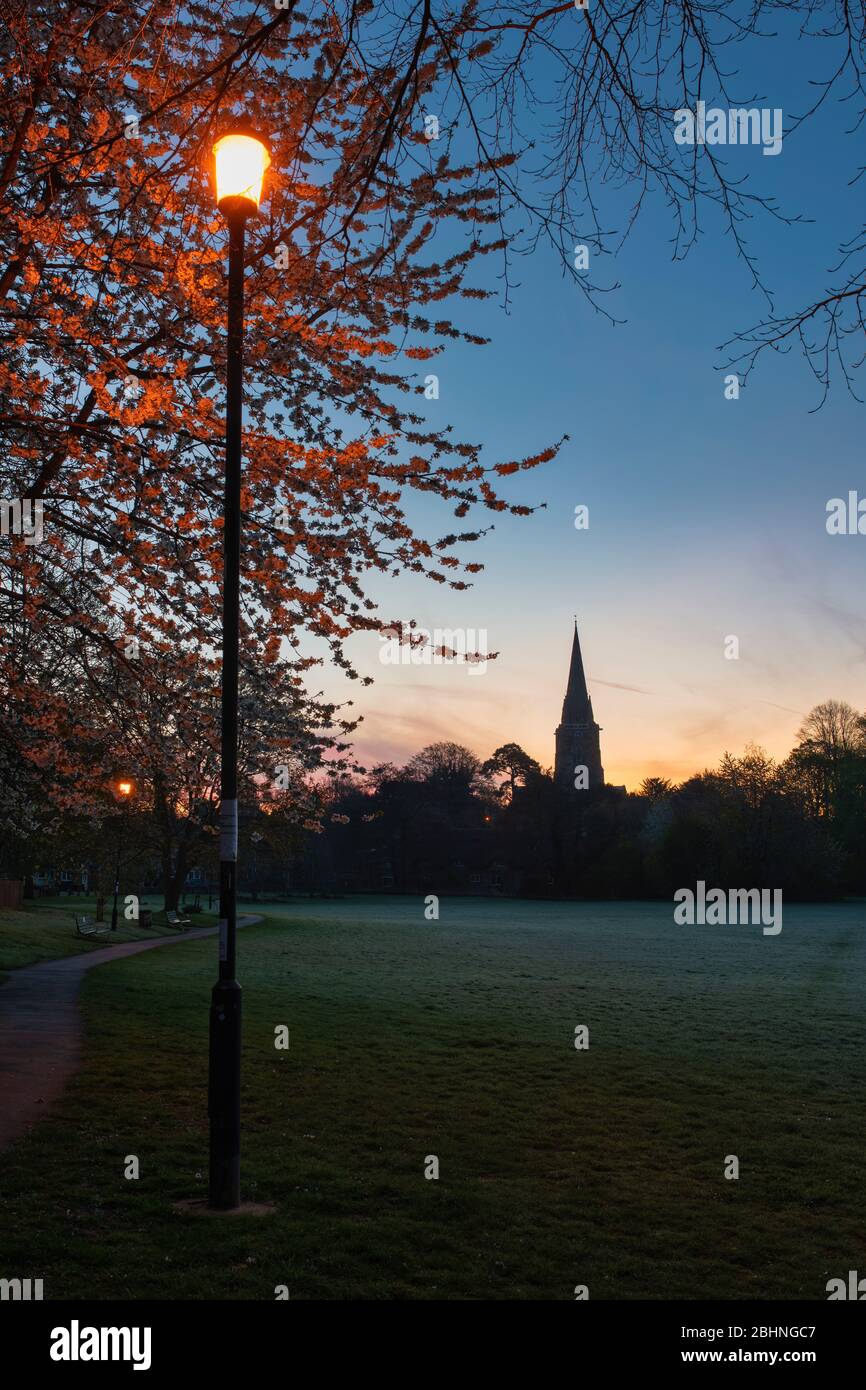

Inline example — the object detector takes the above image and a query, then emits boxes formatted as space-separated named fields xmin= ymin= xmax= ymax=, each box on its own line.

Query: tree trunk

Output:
xmin=161 ymin=841 xmax=177 ymax=911
xmin=154 ymin=771 xmax=183 ymax=911
xmin=164 ymin=843 xmax=188 ymax=913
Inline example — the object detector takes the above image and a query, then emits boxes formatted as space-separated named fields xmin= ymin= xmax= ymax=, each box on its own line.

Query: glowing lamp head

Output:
xmin=213 ymin=129 xmax=271 ymax=217
xmin=117 ymin=781 xmax=133 ymax=797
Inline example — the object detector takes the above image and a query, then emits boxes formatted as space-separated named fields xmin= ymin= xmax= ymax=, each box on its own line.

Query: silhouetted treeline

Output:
xmin=294 ymin=703 xmax=866 ymax=900
xmin=6 ymin=702 xmax=865 ymax=906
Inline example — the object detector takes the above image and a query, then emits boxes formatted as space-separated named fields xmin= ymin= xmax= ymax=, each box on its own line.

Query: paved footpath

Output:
xmin=0 ymin=916 xmax=262 ymax=1152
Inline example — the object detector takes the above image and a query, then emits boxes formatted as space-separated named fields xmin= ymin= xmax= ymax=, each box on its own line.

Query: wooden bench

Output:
xmin=74 ymin=913 xmax=110 ymax=939
xmin=166 ymin=910 xmax=191 ymax=931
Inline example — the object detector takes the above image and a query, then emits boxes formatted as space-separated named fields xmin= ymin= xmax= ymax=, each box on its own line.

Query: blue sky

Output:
xmin=311 ymin=13 xmax=866 ymax=787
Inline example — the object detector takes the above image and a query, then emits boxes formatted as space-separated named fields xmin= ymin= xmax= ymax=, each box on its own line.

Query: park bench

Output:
xmin=166 ymin=910 xmax=190 ymax=931
xmin=73 ymin=913 xmax=110 ymax=939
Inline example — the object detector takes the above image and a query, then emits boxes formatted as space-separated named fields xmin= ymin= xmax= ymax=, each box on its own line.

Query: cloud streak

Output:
xmin=590 ymin=678 xmax=652 ymax=695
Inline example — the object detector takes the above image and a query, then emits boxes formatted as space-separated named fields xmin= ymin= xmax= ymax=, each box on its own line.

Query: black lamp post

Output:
xmin=208 ymin=122 xmax=271 ymax=1211
xmin=110 ymin=779 xmax=134 ymax=931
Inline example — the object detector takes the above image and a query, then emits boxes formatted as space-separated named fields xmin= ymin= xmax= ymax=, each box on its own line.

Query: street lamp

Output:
xmin=110 ymin=778 xmax=134 ymax=932
xmin=250 ymin=830 xmax=263 ymax=903
xmin=208 ymin=120 xmax=271 ymax=1211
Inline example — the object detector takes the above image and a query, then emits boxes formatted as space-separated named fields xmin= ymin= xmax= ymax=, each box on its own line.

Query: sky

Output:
xmin=311 ymin=13 xmax=866 ymax=790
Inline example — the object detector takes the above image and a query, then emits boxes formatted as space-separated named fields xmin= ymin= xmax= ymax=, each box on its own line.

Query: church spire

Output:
xmin=561 ymin=619 xmax=594 ymax=724
xmin=554 ymin=619 xmax=604 ymax=792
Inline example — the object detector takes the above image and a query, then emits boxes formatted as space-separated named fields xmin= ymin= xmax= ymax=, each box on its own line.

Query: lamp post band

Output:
xmin=219 ymin=798 xmax=238 ymax=861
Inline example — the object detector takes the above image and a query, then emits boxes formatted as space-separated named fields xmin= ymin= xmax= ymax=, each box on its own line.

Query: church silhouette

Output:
xmin=554 ymin=621 xmax=605 ymax=792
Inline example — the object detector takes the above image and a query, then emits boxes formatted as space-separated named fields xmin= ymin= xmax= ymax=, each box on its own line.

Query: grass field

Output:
xmin=0 ymin=898 xmax=213 ymax=973
xmin=0 ymin=897 xmax=864 ymax=1300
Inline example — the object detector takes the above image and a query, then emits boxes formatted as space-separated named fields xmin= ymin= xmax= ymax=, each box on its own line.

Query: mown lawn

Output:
xmin=0 ymin=898 xmax=212 ymax=973
xmin=0 ymin=900 xmax=864 ymax=1300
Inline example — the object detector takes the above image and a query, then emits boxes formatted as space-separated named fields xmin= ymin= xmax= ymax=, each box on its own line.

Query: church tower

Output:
xmin=554 ymin=621 xmax=604 ymax=793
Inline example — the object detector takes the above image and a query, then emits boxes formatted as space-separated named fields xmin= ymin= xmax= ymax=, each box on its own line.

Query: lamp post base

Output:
xmin=207 ymin=977 xmax=242 ymax=1209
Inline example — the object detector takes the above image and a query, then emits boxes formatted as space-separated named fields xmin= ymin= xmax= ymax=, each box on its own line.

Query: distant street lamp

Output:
xmin=110 ymin=778 xmax=135 ymax=931
xmin=250 ymin=830 xmax=263 ymax=903
xmin=208 ymin=121 xmax=271 ymax=1211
